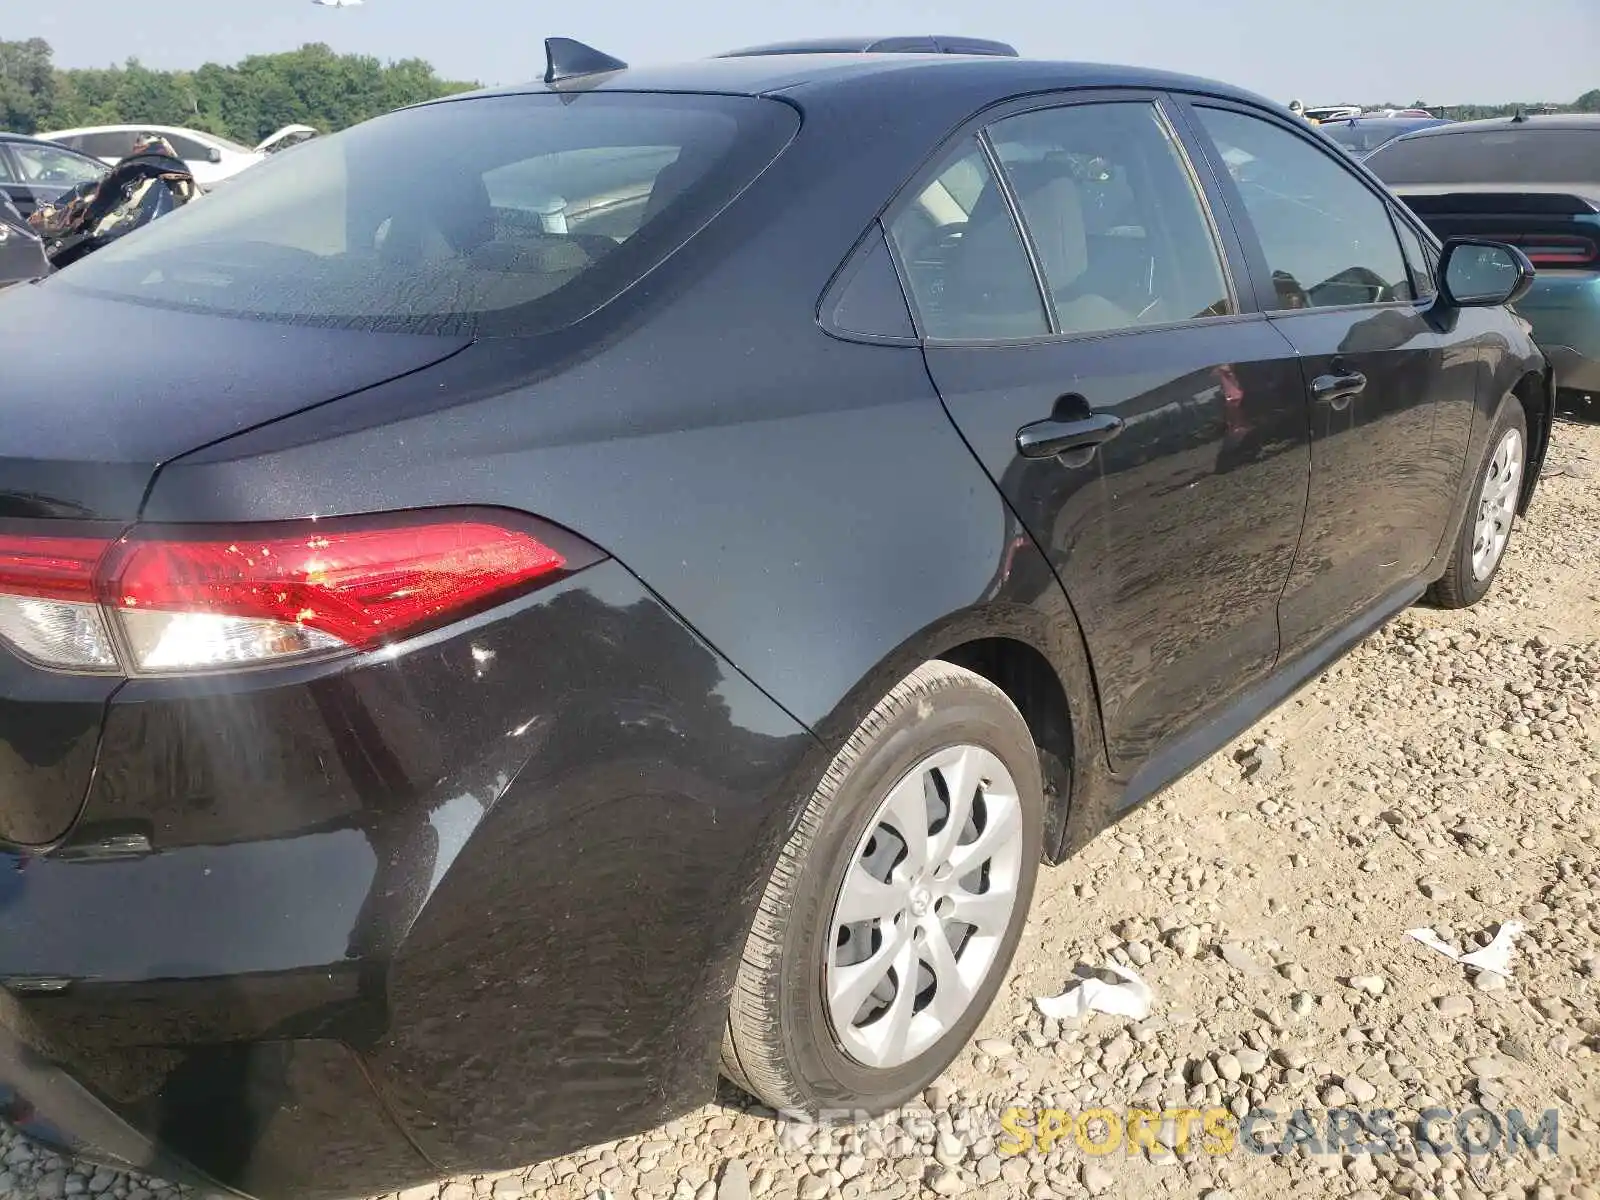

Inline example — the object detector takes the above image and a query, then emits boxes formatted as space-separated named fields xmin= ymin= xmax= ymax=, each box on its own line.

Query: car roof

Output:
xmin=37 ymin=124 xmax=235 ymax=142
xmin=0 ymin=130 xmax=104 ymax=154
xmin=1392 ymin=112 xmax=1600 ymax=140
xmin=439 ymin=53 xmax=1275 ymax=112
xmin=717 ymin=35 xmax=1018 ymax=57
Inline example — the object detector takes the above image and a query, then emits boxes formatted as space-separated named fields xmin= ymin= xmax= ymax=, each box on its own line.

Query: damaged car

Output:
xmin=26 ymin=135 xmax=200 ymax=269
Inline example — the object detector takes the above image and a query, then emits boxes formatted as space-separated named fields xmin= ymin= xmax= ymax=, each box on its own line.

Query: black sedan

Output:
xmin=0 ymin=37 xmax=1552 ymax=1200
xmin=0 ymin=132 xmax=108 ymax=220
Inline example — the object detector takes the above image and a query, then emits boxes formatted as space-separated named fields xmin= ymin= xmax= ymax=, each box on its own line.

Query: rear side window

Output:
xmin=1368 ymin=128 xmax=1600 ymax=185
xmin=163 ymin=133 xmax=218 ymax=161
xmin=78 ymin=132 xmax=137 ymax=159
xmin=987 ymin=101 xmax=1234 ymax=335
xmin=52 ymin=94 xmax=799 ymax=337
xmin=887 ymin=138 xmax=1049 ymax=339
xmin=1195 ymin=107 xmax=1410 ymax=310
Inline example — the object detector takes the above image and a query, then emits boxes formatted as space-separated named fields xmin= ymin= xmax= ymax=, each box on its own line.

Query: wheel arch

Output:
xmin=801 ymin=589 xmax=1113 ymax=869
xmin=1511 ymin=366 xmax=1555 ymax=513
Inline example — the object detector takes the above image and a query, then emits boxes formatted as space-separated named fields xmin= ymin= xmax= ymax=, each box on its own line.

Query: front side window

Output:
xmin=887 ymin=138 xmax=1049 ymax=339
xmin=78 ymin=132 xmax=137 ymax=160
xmin=988 ymin=101 xmax=1233 ymax=336
xmin=50 ymin=94 xmax=798 ymax=337
xmin=9 ymin=143 xmax=106 ymax=187
xmin=1194 ymin=107 xmax=1410 ymax=311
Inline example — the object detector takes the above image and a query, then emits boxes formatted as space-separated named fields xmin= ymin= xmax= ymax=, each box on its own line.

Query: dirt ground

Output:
xmin=3 ymin=421 xmax=1597 ymax=1200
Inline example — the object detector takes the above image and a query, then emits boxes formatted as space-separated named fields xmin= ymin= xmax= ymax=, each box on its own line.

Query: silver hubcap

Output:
xmin=1472 ymin=428 xmax=1523 ymax=581
xmin=824 ymin=744 xmax=1025 ymax=1070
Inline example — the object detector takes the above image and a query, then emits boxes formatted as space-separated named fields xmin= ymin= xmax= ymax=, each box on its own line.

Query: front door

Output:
xmin=1182 ymin=103 xmax=1454 ymax=657
xmin=889 ymin=96 xmax=1312 ymax=773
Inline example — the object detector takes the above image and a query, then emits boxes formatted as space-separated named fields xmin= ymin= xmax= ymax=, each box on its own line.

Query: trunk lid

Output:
xmin=0 ymin=285 xmax=469 ymax=847
xmin=1395 ymin=190 xmax=1600 ymax=273
xmin=0 ymin=284 xmax=471 ymax=521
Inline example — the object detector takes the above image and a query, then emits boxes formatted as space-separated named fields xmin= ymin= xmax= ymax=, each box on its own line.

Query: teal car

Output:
xmin=1368 ymin=115 xmax=1600 ymax=421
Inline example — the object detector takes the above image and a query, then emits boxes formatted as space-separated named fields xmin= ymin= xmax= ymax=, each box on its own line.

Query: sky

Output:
xmin=21 ymin=0 xmax=1600 ymax=107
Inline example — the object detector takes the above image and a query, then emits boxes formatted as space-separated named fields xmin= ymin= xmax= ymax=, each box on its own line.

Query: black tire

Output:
xmin=1428 ymin=397 xmax=1528 ymax=609
xmin=721 ymin=660 xmax=1044 ymax=1116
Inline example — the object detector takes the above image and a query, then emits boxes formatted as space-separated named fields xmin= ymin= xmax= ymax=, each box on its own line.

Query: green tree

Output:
xmin=0 ymin=37 xmax=58 ymax=132
xmin=0 ymin=37 xmax=477 ymax=142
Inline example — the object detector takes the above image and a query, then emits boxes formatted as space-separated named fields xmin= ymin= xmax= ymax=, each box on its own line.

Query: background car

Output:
xmin=1304 ymin=103 xmax=1362 ymax=122
xmin=0 ymin=132 xmax=109 ymax=219
xmin=255 ymin=123 xmax=321 ymax=155
xmin=35 ymin=124 xmax=268 ymax=184
xmin=1367 ymin=113 xmax=1600 ymax=421
xmin=0 ymin=40 xmax=1549 ymax=1200
xmin=1318 ymin=115 xmax=1450 ymax=160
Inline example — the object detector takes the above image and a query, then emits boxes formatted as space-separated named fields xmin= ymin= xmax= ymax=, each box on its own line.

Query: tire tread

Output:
xmin=720 ymin=661 xmax=1022 ymax=1111
xmin=1427 ymin=396 xmax=1527 ymax=610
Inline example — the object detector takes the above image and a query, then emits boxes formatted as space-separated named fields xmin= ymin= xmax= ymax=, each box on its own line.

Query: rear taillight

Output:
xmin=0 ymin=511 xmax=593 ymax=676
xmin=1499 ymin=234 xmax=1598 ymax=269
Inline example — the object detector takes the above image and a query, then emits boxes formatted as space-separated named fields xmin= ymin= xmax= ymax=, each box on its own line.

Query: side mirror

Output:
xmin=206 ymin=147 xmax=224 ymax=165
xmin=1439 ymin=237 xmax=1535 ymax=308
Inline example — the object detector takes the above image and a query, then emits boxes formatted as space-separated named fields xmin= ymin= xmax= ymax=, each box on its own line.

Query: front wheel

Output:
xmin=1428 ymin=397 xmax=1528 ymax=609
xmin=722 ymin=661 xmax=1044 ymax=1116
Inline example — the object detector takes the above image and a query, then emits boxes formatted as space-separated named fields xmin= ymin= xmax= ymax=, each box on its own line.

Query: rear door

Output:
xmin=894 ymin=94 xmax=1311 ymax=773
xmin=1182 ymin=103 xmax=1455 ymax=657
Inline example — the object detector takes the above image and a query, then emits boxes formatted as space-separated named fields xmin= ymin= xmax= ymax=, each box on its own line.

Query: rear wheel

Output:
xmin=722 ymin=661 xmax=1044 ymax=1115
xmin=1428 ymin=397 xmax=1527 ymax=609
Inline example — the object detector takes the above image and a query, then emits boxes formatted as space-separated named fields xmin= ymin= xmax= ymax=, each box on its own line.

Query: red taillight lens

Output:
xmin=1500 ymin=235 xmax=1598 ymax=269
xmin=0 ymin=512 xmax=588 ymax=676
xmin=0 ymin=536 xmax=110 ymax=602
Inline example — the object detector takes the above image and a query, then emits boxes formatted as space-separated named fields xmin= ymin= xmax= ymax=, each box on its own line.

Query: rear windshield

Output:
xmin=52 ymin=92 xmax=798 ymax=336
xmin=1320 ymin=121 xmax=1424 ymax=154
xmin=1367 ymin=128 xmax=1600 ymax=185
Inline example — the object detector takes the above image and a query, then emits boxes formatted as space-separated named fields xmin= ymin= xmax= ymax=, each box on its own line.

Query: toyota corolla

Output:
xmin=0 ymin=37 xmax=1550 ymax=1200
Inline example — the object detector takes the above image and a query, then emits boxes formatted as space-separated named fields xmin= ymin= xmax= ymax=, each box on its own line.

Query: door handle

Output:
xmin=1016 ymin=412 xmax=1125 ymax=461
xmin=1310 ymin=369 xmax=1367 ymax=411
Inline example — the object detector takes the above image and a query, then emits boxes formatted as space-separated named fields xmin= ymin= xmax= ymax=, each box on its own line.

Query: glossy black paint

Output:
xmin=3 ymin=563 xmax=815 ymax=1196
xmin=0 ymin=52 xmax=1550 ymax=1199
xmin=0 ymin=289 xmax=470 ymax=521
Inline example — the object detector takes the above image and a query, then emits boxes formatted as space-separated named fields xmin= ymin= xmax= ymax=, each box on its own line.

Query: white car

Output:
xmin=1303 ymin=104 xmax=1363 ymax=123
xmin=33 ymin=124 xmax=314 ymax=185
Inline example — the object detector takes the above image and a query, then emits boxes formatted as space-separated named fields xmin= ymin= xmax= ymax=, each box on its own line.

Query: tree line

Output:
xmin=0 ymin=38 xmax=477 ymax=144
xmin=3 ymin=36 xmax=1595 ymax=146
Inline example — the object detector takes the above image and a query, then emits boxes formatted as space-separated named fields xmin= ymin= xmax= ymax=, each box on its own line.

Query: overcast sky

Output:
xmin=22 ymin=0 xmax=1600 ymax=106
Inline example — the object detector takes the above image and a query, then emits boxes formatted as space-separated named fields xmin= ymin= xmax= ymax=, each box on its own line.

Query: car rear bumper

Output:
xmin=0 ymin=560 xmax=816 ymax=1198
xmin=0 ymin=993 xmax=236 ymax=1192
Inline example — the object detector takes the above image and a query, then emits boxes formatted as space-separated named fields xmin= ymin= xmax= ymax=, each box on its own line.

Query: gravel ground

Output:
xmin=4 ymin=421 xmax=1598 ymax=1200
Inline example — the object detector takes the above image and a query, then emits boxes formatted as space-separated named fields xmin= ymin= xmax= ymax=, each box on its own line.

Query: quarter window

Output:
xmin=886 ymin=138 xmax=1049 ymax=340
xmin=988 ymin=102 xmax=1234 ymax=336
xmin=1392 ymin=216 xmax=1437 ymax=299
xmin=1194 ymin=107 xmax=1410 ymax=311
